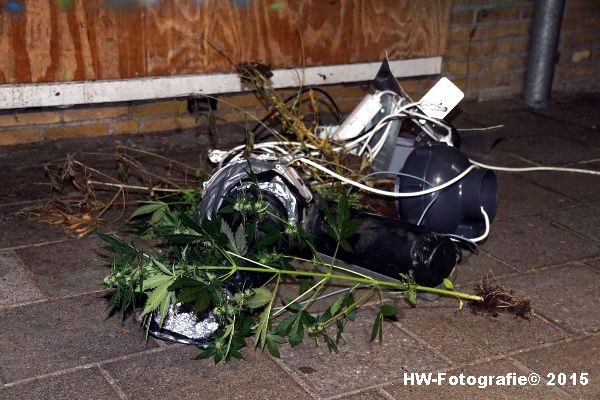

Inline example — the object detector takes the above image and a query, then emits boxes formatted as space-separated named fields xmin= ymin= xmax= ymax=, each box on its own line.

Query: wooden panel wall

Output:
xmin=0 ymin=0 xmax=451 ymax=84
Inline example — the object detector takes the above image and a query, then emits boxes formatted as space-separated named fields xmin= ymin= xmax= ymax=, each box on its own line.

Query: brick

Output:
xmin=445 ymin=60 xmax=469 ymax=75
xmin=449 ymin=77 xmax=467 ymax=92
xmin=495 ymin=37 xmax=529 ymax=54
xmin=487 ymin=21 xmax=530 ymax=38
xmin=571 ymin=48 xmax=592 ymax=63
xmin=561 ymin=17 xmax=577 ymax=31
xmin=44 ymin=123 xmax=109 ymax=141
xmin=565 ymin=0 xmax=600 ymax=15
xmin=114 ymin=119 xmax=140 ymax=134
xmin=469 ymin=41 xmax=496 ymax=56
xmin=142 ymin=115 xmax=198 ymax=133
xmin=446 ymin=43 xmax=470 ymax=57
xmin=218 ymin=93 xmax=263 ymax=109
xmin=449 ymin=26 xmax=473 ymax=42
xmin=450 ymin=10 xmax=474 ymax=25
xmin=0 ymin=113 xmax=17 ymax=127
xmin=211 ymin=109 xmax=260 ymax=124
xmin=130 ymin=99 xmax=188 ymax=116
xmin=580 ymin=14 xmax=600 ymax=30
xmin=483 ymin=55 xmax=526 ymax=72
xmin=520 ymin=2 xmax=533 ymax=19
xmin=481 ymin=57 xmax=510 ymax=72
xmin=0 ymin=129 xmax=40 ymax=145
xmin=396 ymin=78 xmax=422 ymax=94
xmin=0 ymin=111 xmax=61 ymax=129
xmin=452 ymin=0 xmax=489 ymax=12
xmin=557 ymin=64 xmax=597 ymax=79
xmin=63 ymin=105 xmax=129 ymax=122
xmin=13 ymin=111 xmax=61 ymax=126
xmin=470 ymin=73 xmax=511 ymax=90
xmin=560 ymin=31 xmax=598 ymax=48
xmin=476 ymin=7 xmax=520 ymax=22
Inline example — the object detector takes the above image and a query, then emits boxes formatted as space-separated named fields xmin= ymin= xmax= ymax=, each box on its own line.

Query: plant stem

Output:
xmin=198 ymin=265 xmax=482 ymax=302
xmin=87 ymin=180 xmax=181 ymax=193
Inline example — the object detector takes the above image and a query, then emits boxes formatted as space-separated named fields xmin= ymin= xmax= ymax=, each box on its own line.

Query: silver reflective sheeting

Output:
xmin=150 ymin=303 xmax=219 ymax=345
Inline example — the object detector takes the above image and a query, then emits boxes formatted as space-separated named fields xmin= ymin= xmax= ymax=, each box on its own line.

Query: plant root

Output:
xmin=469 ymin=277 xmax=531 ymax=319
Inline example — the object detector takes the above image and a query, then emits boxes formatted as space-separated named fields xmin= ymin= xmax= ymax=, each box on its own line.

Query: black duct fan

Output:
xmin=397 ymin=144 xmax=498 ymax=240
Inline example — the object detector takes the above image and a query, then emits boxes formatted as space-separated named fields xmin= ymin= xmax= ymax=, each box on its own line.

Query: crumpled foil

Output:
xmin=148 ymin=303 xmax=219 ymax=346
xmin=198 ymin=158 xmax=312 ymax=225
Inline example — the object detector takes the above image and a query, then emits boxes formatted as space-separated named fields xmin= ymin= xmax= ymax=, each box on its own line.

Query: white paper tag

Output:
xmin=419 ymin=77 xmax=464 ymax=119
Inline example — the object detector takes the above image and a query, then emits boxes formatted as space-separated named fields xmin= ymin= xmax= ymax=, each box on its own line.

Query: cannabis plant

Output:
xmin=102 ymin=180 xmax=483 ymax=364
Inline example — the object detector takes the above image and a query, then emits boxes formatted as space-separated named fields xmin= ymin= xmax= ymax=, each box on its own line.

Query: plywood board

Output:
xmin=0 ymin=0 xmax=451 ymax=84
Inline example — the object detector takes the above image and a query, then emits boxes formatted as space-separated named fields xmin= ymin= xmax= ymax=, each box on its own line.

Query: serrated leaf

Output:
xmin=142 ymin=273 xmax=175 ymax=291
xmin=152 ymin=259 xmax=172 ymax=276
xmin=221 ymin=219 xmax=236 ymax=247
xmin=339 ymin=239 xmax=352 ymax=253
xmin=288 ymin=315 xmax=304 ymax=347
xmin=266 ymin=335 xmax=281 ymax=358
xmin=234 ymin=224 xmax=248 ymax=255
xmin=405 ymin=289 xmax=417 ymax=306
xmin=275 ymin=314 xmax=296 ymax=336
xmin=130 ymin=202 xmax=167 ymax=219
xmin=141 ymin=275 xmax=175 ymax=322
xmin=380 ymin=303 xmax=398 ymax=318
xmin=254 ymin=306 xmax=271 ymax=349
xmin=246 ymin=287 xmax=272 ymax=309
xmin=443 ymin=278 xmax=454 ymax=291
xmin=370 ymin=311 xmax=383 ymax=342
xmin=328 ymin=294 xmax=346 ymax=316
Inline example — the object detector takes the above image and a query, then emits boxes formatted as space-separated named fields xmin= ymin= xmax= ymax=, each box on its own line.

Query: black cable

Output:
xmin=251 ymin=87 xmax=343 ymax=137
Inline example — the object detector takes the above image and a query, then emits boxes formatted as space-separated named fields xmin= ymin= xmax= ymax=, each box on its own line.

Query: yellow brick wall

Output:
xmin=2 ymin=0 xmax=599 ymax=145
xmin=443 ymin=0 xmax=600 ymax=101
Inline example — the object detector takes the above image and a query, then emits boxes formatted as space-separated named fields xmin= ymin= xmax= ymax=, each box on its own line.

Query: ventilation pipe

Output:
xmin=524 ymin=0 xmax=565 ymax=109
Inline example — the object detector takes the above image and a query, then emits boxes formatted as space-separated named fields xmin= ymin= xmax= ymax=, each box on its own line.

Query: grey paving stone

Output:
xmin=462 ymin=109 xmax=580 ymax=139
xmin=520 ymin=161 xmax=600 ymax=203
xmin=0 ymin=294 xmax=155 ymax=382
xmin=0 ymin=205 xmax=66 ymax=250
xmin=544 ymin=202 xmax=600 ymax=243
xmin=583 ymin=258 xmax=600 ymax=272
xmin=385 ymin=358 xmax=568 ymax=399
xmin=494 ymin=135 xmax=600 ymax=165
xmin=499 ymin=264 xmax=600 ymax=333
xmin=457 ymin=99 xmax=526 ymax=116
xmin=0 ymin=368 xmax=118 ymax=400
xmin=514 ymin=335 xmax=600 ymax=399
xmin=494 ymin=172 xmax=575 ymax=220
xmin=337 ymin=389 xmax=391 ymax=399
xmin=480 ymin=215 xmax=600 ymax=271
xmin=392 ymin=297 xmax=567 ymax=365
xmin=0 ymin=166 xmax=65 ymax=205
xmin=15 ymin=237 xmax=109 ymax=298
xmin=0 ymin=129 xmax=215 ymax=169
xmin=453 ymin=251 xmax=515 ymax=288
xmin=0 ymin=251 xmax=46 ymax=306
xmin=105 ymin=345 xmax=312 ymax=400
xmin=277 ymin=308 xmax=448 ymax=398
xmin=533 ymin=93 xmax=600 ymax=131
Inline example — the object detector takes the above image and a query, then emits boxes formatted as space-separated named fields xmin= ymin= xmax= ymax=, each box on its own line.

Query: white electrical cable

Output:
xmin=468 ymin=207 xmax=490 ymax=243
xmin=296 ymin=157 xmax=478 ymax=198
xmin=469 ymin=159 xmax=600 ymax=176
xmin=457 ymin=125 xmax=504 ymax=131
